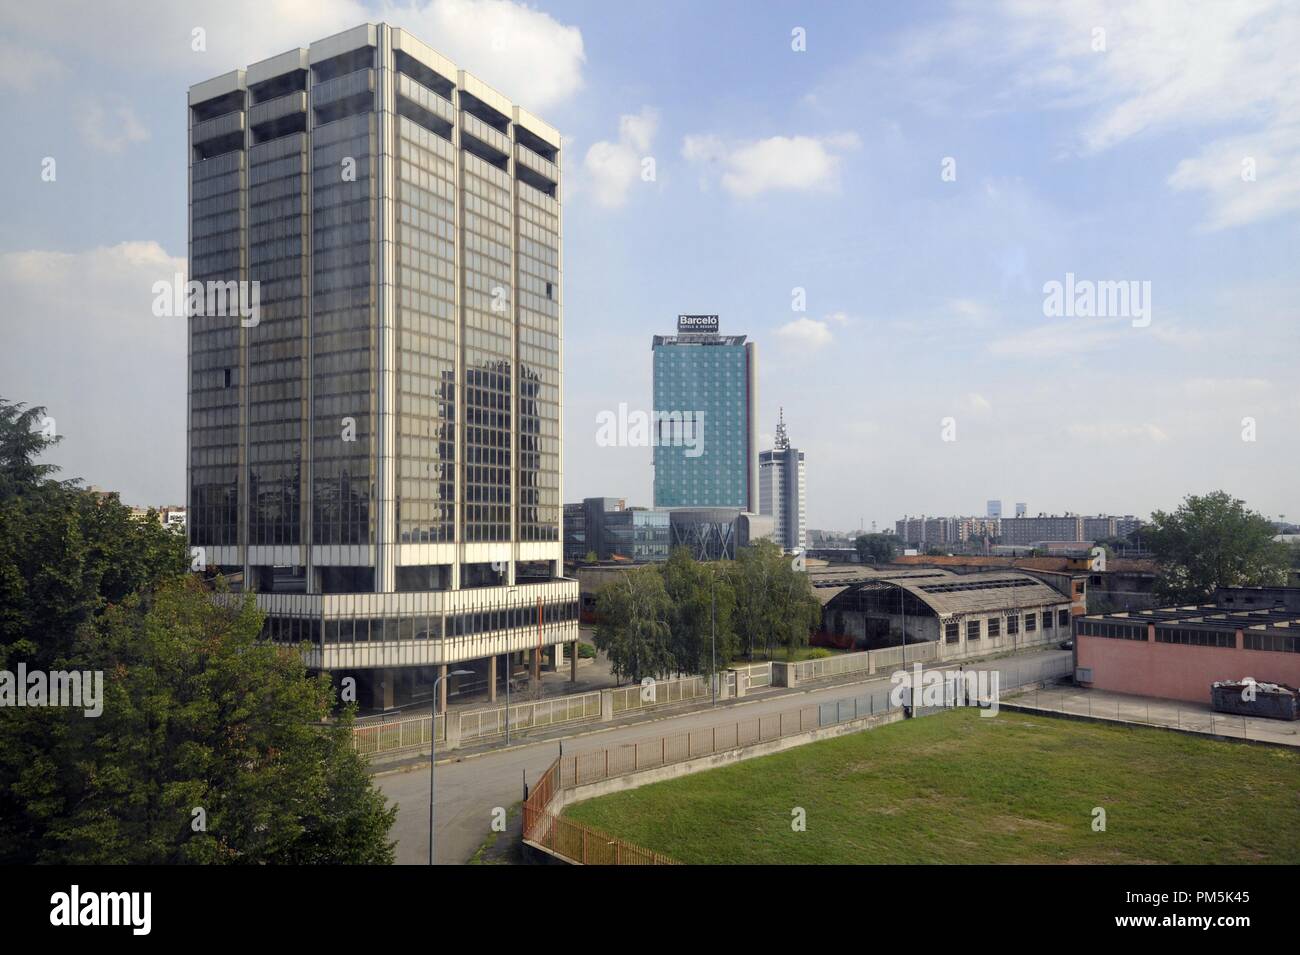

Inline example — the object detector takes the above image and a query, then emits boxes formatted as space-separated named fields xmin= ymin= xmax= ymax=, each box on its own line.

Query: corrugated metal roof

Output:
xmin=899 ymin=573 xmax=1067 ymax=616
xmin=816 ymin=570 xmax=1068 ymax=616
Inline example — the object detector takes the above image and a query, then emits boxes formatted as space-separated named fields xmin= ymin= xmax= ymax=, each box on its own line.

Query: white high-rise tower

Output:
xmin=758 ymin=409 xmax=807 ymax=552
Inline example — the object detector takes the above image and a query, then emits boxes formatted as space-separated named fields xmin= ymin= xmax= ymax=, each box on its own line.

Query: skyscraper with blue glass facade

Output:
xmin=651 ymin=318 xmax=757 ymax=510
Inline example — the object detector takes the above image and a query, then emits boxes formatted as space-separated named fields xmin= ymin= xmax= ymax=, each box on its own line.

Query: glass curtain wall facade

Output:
xmin=187 ymin=24 xmax=576 ymax=673
xmin=651 ymin=331 xmax=757 ymax=510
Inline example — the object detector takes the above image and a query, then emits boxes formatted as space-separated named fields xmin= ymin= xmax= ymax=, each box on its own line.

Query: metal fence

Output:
xmin=732 ymin=661 xmax=772 ymax=690
xmin=607 ymin=675 xmax=710 ymax=714
xmin=458 ymin=691 xmax=602 ymax=744
xmin=350 ymin=712 xmax=445 ymax=757
xmin=865 ymin=641 xmax=940 ymax=673
xmin=522 ymin=761 xmax=679 ymax=865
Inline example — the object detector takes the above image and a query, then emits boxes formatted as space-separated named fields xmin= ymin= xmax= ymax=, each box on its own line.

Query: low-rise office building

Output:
xmin=563 ymin=497 xmax=670 ymax=563
xmin=1075 ymin=599 xmax=1300 ymax=704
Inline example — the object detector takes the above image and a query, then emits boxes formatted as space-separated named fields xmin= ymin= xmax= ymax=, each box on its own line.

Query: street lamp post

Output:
xmin=429 ymin=668 xmax=473 ymax=866
xmin=710 ymin=570 xmax=717 ymax=707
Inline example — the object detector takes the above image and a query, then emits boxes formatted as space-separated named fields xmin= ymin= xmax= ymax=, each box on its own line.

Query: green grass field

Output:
xmin=562 ymin=709 xmax=1300 ymax=864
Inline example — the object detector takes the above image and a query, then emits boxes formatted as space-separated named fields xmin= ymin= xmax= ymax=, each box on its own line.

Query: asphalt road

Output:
xmin=375 ymin=647 xmax=1070 ymax=864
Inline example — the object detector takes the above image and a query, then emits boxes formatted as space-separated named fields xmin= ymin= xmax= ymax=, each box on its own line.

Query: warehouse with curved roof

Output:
xmin=815 ymin=567 xmax=1074 ymax=655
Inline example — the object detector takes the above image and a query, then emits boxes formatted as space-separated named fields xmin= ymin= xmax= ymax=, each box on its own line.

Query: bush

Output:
xmin=805 ymin=648 xmax=832 ymax=660
xmin=577 ymin=642 xmax=597 ymax=659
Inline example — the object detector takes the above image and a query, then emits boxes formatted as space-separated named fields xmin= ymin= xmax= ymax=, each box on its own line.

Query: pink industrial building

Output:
xmin=1074 ymin=601 xmax=1300 ymax=705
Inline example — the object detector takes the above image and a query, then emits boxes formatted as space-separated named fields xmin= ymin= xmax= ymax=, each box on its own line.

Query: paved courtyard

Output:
xmin=1004 ymin=684 xmax=1300 ymax=746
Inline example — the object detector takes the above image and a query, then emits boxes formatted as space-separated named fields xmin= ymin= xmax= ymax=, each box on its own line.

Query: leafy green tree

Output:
xmin=854 ymin=533 xmax=899 ymax=564
xmin=2 ymin=577 xmax=395 ymax=863
xmin=0 ymin=399 xmax=190 ymax=670
xmin=0 ymin=395 xmax=395 ymax=864
xmin=729 ymin=540 xmax=823 ymax=659
xmin=592 ymin=565 xmax=673 ymax=683
xmin=1146 ymin=491 xmax=1288 ymax=603
xmin=0 ymin=400 xmax=61 ymax=497
xmin=660 ymin=547 xmax=737 ymax=676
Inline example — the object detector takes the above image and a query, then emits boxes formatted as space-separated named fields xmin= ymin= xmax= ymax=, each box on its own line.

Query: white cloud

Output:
xmin=894 ymin=0 xmax=1300 ymax=229
xmin=0 ymin=242 xmax=187 ymax=504
xmin=1 ymin=0 xmax=585 ymax=111
xmin=582 ymin=107 xmax=658 ymax=209
xmin=79 ymin=98 xmax=150 ymax=153
xmin=681 ymin=132 xmax=860 ymax=198
xmin=774 ymin=317 xmax=834 ymax=349
xmin=961 ymin=392 xmax=993 ymax=415
xmin=385 ymin=0 xmax=585 ymax=110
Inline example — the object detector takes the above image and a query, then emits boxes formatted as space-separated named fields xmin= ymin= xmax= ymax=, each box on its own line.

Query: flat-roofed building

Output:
xmin=652 ymin=316 xmax=757 ymax=510
xmin=1075 ymin=598 xmax=1300 ymax=704
xmin=999 ymin=515 xmax=1084 ymax=545
xmin=188 ymin=23 xmax=577 ymax=710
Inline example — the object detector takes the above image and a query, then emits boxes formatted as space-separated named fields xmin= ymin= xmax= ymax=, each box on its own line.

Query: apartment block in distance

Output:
xmin=999 ymin=515 xmax=1084 ymax=546
xmin=187 ymin=22 xmax=577 ymax=710
xmin=652 ymin=315 xmax=757 ymax=510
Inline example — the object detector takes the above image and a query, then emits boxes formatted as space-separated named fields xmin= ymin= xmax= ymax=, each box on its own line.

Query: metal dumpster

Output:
xmin=1211 ymin=679 xmax=1300 ymax=720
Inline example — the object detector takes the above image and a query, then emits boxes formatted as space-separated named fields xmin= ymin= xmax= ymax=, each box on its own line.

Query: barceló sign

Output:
xmin=677 ymin=314 xmax=719 ymax=332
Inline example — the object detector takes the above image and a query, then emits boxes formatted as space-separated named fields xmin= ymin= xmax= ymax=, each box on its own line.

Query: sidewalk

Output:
xmin=1003 ymin=684 xmax=1300 ymax=747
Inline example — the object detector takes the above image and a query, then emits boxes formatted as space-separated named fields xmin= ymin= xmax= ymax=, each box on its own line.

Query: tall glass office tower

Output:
xmin=187 ymin=23 xmax=577 ymax=709
xmin=651 ymin=316 xmax=757 ymax=510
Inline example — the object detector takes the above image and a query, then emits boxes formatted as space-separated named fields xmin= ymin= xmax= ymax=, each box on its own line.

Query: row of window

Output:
xmin=1155 ymin=628 xmax=1236 ymax=649
xmin=943 ymin=609 xmax=1066 ymax=642
xmin=1076 ymin=620 xmax=1144 ymax=640
xmin=269 ymin=598 xmax=581 ymax=645
xmin=1244 ymin=633 xmax=1300 ymax=653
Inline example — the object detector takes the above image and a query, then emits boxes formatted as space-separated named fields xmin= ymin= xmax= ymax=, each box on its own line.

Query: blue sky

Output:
xmin=1 ymin=0 xmax=1296 ymax=531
